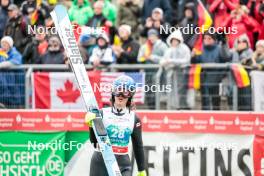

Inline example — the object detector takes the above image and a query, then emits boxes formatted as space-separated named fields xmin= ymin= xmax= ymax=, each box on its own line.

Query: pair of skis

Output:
xmin=50 ymin=5 xmax=121 ymax=176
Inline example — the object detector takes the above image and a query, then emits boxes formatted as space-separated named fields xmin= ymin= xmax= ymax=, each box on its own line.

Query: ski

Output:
xmin=50 ymin=5 xmax=122 ymax=176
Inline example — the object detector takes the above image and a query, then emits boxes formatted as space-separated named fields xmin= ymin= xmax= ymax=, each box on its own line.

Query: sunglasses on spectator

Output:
xmin=237 ymin=40 xmax=247 ymax=43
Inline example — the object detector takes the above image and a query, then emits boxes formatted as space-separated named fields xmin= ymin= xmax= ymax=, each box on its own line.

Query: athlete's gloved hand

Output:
xmin=85 ymin=112 xmax=96 ymax=127
xmin=137 ymin=170 xmax=147 ymax=176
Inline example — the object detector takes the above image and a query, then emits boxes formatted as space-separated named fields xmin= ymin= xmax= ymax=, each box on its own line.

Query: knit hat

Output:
xmin=147 ymin=29 xmax=159 ymax=37
xmin=152 ymin=8 xmax=163 ymax=16
xmin=203 ymin=31 xmax=217 ymax=41
xmin=256 ymin=40 xmax=264 ymax=48
xmin=97 ymin=32 xmax=109 ymax=43
xmin=79 ymin=34 xmax=93 ymax=46
xmin=1 ymin=36 xmax=14 ymax=48
xmin=119 ymin=24 xmax=132 ymax=35
xmin=166 ymin=30 xmax=183 ymax=46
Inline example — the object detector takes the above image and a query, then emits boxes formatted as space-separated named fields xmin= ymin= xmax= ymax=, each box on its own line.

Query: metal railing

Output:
xmin=0 ymin=63 xmax=250 ymax=110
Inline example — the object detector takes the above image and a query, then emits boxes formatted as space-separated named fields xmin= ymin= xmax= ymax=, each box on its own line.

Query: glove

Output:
xmin=137 ymin=170 xmax=147 ymax=176
xmin=85 ymin=112 xmax=96 ymax=127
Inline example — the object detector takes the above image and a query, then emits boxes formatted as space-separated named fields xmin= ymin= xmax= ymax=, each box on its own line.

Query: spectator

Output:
xmin=113 ymin=25 xmax=140 ymax=64
xmin=0 ymin=36 xmax=22 ymax=68
xmin=4 ymin=4 xmax=30 ymax=53
xmin=89 ymin=33 xmax=115 ymax=67
xmin=231 ymin=34 xmax=253 ymax=111
xmin=208 ymin=0 xmax=239 ymax=29
xmin=36 ymin=36 xmax=65 ymax=64
xmin=142 ymin=0 xmax=172 ymax=24
xmin=86 ymin=1 xmax=115 ymax=43
xmin=0 ymin=36 xmax=23 ymax=108
xmin=23 ymin=26 xmax=48 ymax=64
xmin=177 ymin=2 xmax=199 ymax=49
xmin=254 ymin=1 xmax=264 ymax=40
xmin=78 ymin=34 xmax=97 ymax=64
xmin=0 ymin=0 xmax=11 ymax=38
xmin=117 ymin=0 xmax=140 ymax=39
xmin=97 ymin=0 xmax=117 ymax=24
xmin=141 ymin=8 xmax=170 ymax=42
xmin=68 ymin=0 xmax=93 ymax=26
xmin=21 ymin=0 xmax=50 ymax=26
xmin=192 ymin=32 xmax=231 ymax=110
xmin=138 ymin=29 xmax=168 ymax=64
xmin=222 ymin=5 xmax=260 ymax=49
xmin=138 ymin=29 xmax=167 ymax=109
xmin=162 ymin=30 xmax=191 ymax=67
xmin=170 ymin=0 xmax=194 ymax=25
xmin=232 ymin=34 xmax=253 ymax=65
xmin=161 ymin=30 xmax=191 ymax=109
xmin=252 ymin=40 xmax=264 ymax=70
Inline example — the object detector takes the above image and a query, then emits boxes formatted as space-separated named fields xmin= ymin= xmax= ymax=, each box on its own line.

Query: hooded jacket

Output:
xmin=232 ymin=34 xmax=253 ymax=64
xmin=162 ymin=30 xmax=191 ymax=66
xmin=68 ymin=0 xmax=93 ymax=26
xmin=178 ymin=2 xmax=199 ymax=49
xmin=0 ymin=0 xmax=10 ymax=38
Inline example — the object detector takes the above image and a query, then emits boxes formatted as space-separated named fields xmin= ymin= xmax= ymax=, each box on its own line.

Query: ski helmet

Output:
xmin=112 ymin=75 xmax=136 ymax=98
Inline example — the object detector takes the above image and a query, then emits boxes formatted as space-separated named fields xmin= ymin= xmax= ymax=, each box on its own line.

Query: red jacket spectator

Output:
xmin=209 ymin=0 xmax=239 ymax=28
xmin=254 ymin=1 xmax=264 ymax=39
xmin=222 ymin=7 xmax=260 ymax=48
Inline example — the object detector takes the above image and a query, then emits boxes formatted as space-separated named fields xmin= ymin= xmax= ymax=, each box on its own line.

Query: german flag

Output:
xmin=188 ymin=64 xmax=202 ymax=90
xmin=138 ymin=40 xmax=152 ymax=63
xmin=0 ymin=50 xmax=8 ymax=58
xmin=193 ymin=0 xmax=213 ymax=55
xmin=31 ymin=0 xmax=42 ymax=25
xmin=231 ymin=64 xmax=250 ymax=88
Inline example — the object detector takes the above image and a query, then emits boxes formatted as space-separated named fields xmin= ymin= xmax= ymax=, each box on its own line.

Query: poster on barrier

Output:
xmin=0 ymin=132 xmax=66 ymax=176
xmin=0 ymin=110 xmax=264 ymax=176
xmin=251 ymin=71 xmax=264 ymax=111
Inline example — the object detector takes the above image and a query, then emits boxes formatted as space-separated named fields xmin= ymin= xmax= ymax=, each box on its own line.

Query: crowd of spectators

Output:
xmin=0 ymin=0 xmax=264 ymax=110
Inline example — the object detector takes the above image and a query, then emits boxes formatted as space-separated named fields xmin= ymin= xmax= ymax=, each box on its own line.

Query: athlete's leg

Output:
xmin=89 ymin=151 xmax=108 ymax=176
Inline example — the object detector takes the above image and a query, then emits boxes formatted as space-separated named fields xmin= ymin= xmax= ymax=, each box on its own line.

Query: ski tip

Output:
xmin=53 ymin=4 xmax=68 ymax=20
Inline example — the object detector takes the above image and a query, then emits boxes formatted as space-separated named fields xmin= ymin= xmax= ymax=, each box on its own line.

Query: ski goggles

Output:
xmin=112 ymin=87 xmax=133 ymax=98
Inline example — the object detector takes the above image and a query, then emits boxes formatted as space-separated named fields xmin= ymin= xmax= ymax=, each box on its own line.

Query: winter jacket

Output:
xmin=232 ymin=48 xmax=253 ymax=64
xmin=68 ymin=0 xmax=93 ymax=26
xmin=254 ymin=2 xmax=264 ymax=39
xmin=101 ymin=0 xmax=117 ymax=24
xmin=117 ymin=2 xmax=140 ymax=34
xmin=89 ymin=46 xmax=115 ymax=65
xmin=22 ymin=39 xmax=48 ymax=64
xmin=0 ymin=47 xmax=23 ymax=106
xmin=209 ymin=0 xmax=239 ymax=28
xmin=142 ymin=0 xmax=172 ymax=24
xmin=162 ymin=31 xmax=191 ymax=66
xmin=21 ymin=0 xmax=50 ymax=25
xmin=193 ymin=43 xmax=231 ymax=84
xmin=138 ymin=39 xmax=168 ymax=64
xmin=0 ymin=47 xmax=22 ymax=67
xmin=36 ymin=50 xmax=65 ymax=64
xmin=117 ymin=37 xmax=140 ymax=64
xmin=178 ymin=3 xmax=199 ymax=49
xmin=4 ymin=15 xmax=30 ymax=53
xmin=222 ymin=14 xmax=260 ymax=48
xmin=0 ymin=5 xmax=9 ymax=38
xmin=231 ymin=34 xmax=253 ymax=64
